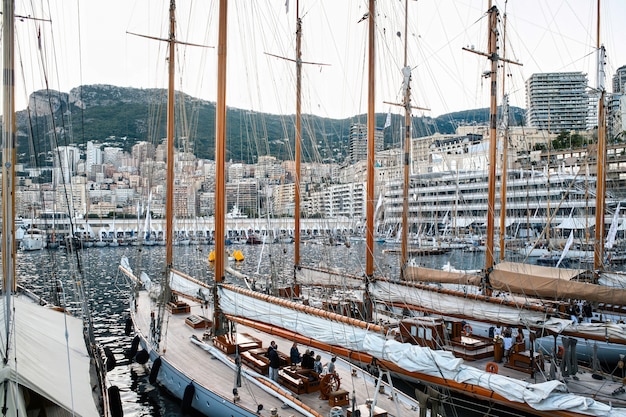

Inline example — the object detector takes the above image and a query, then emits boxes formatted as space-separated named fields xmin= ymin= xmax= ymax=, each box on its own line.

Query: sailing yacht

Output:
xmin=291 ymin=3 xmax=626 ymax=416
xmin=120 ymin=2 xmax=423 ymax=416
xmin=1 ymin=1 xmax=110 ymax=415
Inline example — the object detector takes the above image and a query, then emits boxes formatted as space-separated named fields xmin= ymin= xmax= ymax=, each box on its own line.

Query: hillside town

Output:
xmin=14 ymin=67 xmax=626 ymax=243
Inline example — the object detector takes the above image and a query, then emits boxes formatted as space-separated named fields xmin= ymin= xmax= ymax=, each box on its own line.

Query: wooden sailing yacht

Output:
xmin=1 ymin=1 xmax=110 ymax=415
xmin=119 ymin=1 xmax=423 ymax=416
xmin=290 ymin=2 xmax=626 ymax=416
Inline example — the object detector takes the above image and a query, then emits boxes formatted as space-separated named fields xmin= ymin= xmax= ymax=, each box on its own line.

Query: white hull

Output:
xmin=20 ymin=235 xmax=46 ymax=251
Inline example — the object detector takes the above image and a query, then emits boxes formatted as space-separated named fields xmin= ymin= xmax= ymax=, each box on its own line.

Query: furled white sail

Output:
xmin=369 ymin=280 xmax=626 ymax=342
xmin=218 ymin=286 xmax=625 ymax=417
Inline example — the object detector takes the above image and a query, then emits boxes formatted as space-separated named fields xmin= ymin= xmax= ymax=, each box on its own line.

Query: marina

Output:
xmin=12 ymin=240 xmax=626 ymax=416
xmin=4 ymin=0 xmax=626 ymax=416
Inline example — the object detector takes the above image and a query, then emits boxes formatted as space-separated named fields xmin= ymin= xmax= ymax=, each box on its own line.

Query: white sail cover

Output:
xmin=0 ymin=297 xmax=99 ymax=417
xmin=170 ymin=270 xmax=211 ymax=301
xmin=296 ymin=266 xmax=365 ymax=288
xmin=219 ymin=286 xmax=626 ymax=417
xmin=369 ymin=280 xmax=626 ymax=342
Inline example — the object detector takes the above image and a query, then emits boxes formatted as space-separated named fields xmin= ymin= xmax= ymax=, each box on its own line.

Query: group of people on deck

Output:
xmin=568 ymin=300 xmax=593 ymax=324
xmin=288 ymin=342 xmax=336 ymax=375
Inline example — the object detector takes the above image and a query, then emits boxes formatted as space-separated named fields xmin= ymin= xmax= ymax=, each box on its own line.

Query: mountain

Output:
xmin=15 ymin=84 xmax=526 ymax=167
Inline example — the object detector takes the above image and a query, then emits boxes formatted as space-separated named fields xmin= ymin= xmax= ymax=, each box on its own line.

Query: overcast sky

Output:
xmin=11 ymin=0 xmax=626 ymax=119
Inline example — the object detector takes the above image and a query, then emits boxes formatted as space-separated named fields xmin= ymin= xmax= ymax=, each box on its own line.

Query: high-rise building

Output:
xmin=609 ymin=65 xmax=626 ymax=140
xmin=349 ymin=123 xmax=384 ymax=163
xmin=525 ymin=72 xmax=588 ymax=132
xmin=612 ymin=65 xmax=626 ymax=94
xmin=54 ymin=146 xmax=81 ymax=185
xmin=86 ymin=141 xmax=103 ymax=175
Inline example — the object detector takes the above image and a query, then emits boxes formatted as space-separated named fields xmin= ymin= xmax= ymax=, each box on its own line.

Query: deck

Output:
xmin=132 ymin=290 xmax=421 ymax=417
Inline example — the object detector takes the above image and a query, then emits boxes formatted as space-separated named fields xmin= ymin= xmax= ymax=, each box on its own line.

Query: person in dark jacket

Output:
xmin=268 ymin=341 xmax=280 ymax=381
xmin=582 ymin=301 xmax=593 ymax=323
xmin=301 ymin=349 xmax=314 ymax=369
xmin=290 ymin=342 xmax=301 ymax=368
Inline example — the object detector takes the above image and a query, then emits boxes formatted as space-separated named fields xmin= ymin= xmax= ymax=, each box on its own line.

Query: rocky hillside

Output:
xmin=14 ymin=84 xmax=526 ymax=167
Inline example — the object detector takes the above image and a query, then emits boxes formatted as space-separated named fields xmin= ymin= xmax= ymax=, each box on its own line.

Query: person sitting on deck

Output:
xmin=313 ymin=355 xmax=323 ymax=374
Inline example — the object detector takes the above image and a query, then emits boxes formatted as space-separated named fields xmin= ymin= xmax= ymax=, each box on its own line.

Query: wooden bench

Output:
xmin=279 ymin=368 xmax=320 ymax=394
xmin=214 ymin=333 xmax=263 ymax=354
xmin=279 ymin=369 xmax=306 ymax=393
xmin=241 ymin=351 xmax=269 ymax=375
xmin=505 ymin=350 xmax=544 ymax=376
xmin=167 ymin=301 xmax=190 ymax=314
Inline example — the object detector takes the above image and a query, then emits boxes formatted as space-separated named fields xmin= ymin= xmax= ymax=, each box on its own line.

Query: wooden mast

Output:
xmin=382 ymin=1 xmax=428 ymax=278
xmin=485 ymin=5 xmax=499 ymax=286
xmin=165 ymin=0 xmax=175 ymax=270
xmin=462 ymin=3 xmax=520 ymax=291
xmin=213 ymin=0 xmax=228 ymax=335
xmin=2 ymin=0 xmax=17 ymax=338
xmin=294 ymin=0 xmax=302 ymax=268
xmin=498 ymin=9 xmax=508 ymax=262
xmin=363 ymin=0 xmax=376 ymax=322
xmin=400 ymin=0 xmax=410 ymax=277
xmin=594 ymin=0 xmax=606 ymax=271
xmin=365 ymin=0 xmax=375 ymax=279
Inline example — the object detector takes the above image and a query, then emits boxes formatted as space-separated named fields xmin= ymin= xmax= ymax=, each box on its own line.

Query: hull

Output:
xmin=133 ymin=332 xmax=259 ymax=417
xmin=21 ymin=231 xmax=46 ymax=250
xmin=120 ymin=265 xmax=419 ymax=417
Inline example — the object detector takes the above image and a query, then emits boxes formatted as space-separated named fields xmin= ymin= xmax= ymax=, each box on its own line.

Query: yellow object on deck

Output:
xmin=208 ymin=251 xmax=216 ymax=262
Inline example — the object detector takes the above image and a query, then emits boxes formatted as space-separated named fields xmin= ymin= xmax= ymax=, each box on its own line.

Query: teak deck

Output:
xmin=133 ymin=291 xmax=418 ymax=416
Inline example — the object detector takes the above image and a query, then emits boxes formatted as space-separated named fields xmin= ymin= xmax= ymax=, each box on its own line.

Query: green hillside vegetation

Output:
xmin=16 ymin=85 xmax=526 ymax=167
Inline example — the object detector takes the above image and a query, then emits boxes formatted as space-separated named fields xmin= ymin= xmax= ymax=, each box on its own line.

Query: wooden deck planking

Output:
xmin=133 ymin=291 xmax=416 ymax=416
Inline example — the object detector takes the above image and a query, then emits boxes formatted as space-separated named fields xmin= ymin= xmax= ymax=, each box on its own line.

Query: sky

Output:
xmin=10 ymin=0 xmax=626 ymax=120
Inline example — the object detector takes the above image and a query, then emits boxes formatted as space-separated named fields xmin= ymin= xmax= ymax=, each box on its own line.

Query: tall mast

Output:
xmin=213 ymin=0 xmax=228 ymax=335
xmin=498 ymin=9 xmax=508 ymax=262
xmin=463 ymin=4 xmax=520 ymax=291
xmin=594 ymin=0 xmax=606 ymax=270
xmin=165 ymin=0 xmax=176 ymax=269
xmin=485 ymin=5 xmax=499 ymax=281
xmin=362 ymin=0 xmax=376 ymax=322
xmin=294 ymin=0 xmax=302 ymax=268
xmin=2 ymin=0 xmax=17 ymax=341
xmin=382 ymin=1 xmax=428 ymax=278
xmin=365 ymin=0 xmax=375 ymax=279
xmin=400 ymin=0 xmax=410 ymax=277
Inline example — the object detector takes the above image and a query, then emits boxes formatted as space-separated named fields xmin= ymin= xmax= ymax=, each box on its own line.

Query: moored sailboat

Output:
xmin=1 ymin=1 xmax=111 ymax=415
xmin=119 ymin=2 xmax=424 ymax=416
xmin=292 ymin=2 xmax=626 ymax=415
